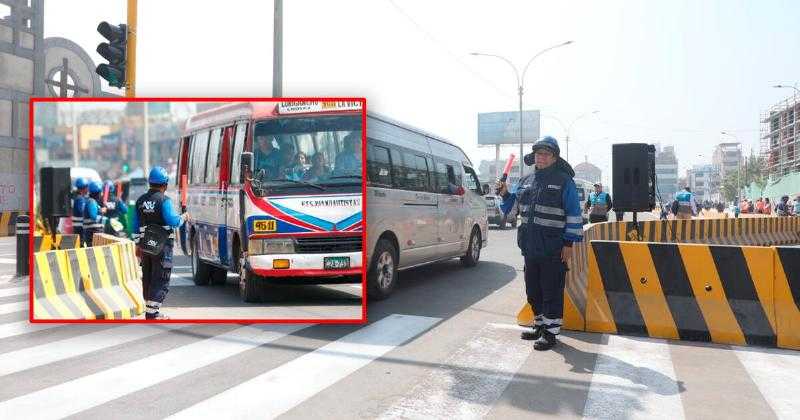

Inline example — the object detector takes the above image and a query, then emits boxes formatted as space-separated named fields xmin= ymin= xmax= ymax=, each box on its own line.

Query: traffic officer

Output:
xmin=131 ymin=167 xmax=188 ymax=320
xmin=497 ymin=136 xmax=584 ymax=350
xmin=82 ymin=181 xmax=107 ymax=246
xmin=72 ymin=177 xmax=89 ymax=245
xmin=584 ymin=182 xmax=612 ymax=223
xmin=102 ymin=180 xmax=128 ymax=236
xmin=675 ymin=186 xmax=697 ymax=219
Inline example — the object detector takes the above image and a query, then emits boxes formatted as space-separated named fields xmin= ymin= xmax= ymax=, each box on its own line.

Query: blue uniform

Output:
xmin=82 ymin=197 xmax=107 ymax=246
xmin=132 ymin=189 xmax=184 ymax=319
xmin=501 ymin=161 xmax=583 ymax=336
xmin=675 ymin=190 xmax=696 ymax=218
xmin=72 ymin=194 xmax=87 ymax=244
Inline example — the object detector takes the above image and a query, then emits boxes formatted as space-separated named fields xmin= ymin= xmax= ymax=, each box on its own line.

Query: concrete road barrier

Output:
xmin=32 ymin=237 xmax=144 ymax=320
xmin=0 ymin=211 xmax=23 ymax=236
xmin=33 ymin=234 xmax=81 ymax=252
xmin=774 ymin=247 xmax=800 ymax=350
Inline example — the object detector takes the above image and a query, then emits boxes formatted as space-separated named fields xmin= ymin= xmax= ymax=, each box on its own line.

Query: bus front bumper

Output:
xmin=247 ymin=251 xmax=362 ymax=277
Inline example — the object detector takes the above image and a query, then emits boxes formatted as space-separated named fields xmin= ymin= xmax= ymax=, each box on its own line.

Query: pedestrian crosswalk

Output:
xmin=0 ymin=277 xmax=798 ymax=419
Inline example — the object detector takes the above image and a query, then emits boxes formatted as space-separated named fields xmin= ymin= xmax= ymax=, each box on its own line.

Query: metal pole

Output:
xmin=126 ymin=0 xmax=137 ymax=98
xmin=143 ymin=102 xmax=149 ymax=175
xmin=494 ymin=144 xmax=500 ymax=180
xmin=15 ymin=214 xmax=29 ymax=277
xmin=72 ymin=103 xmax=78 ymax=167
xmin=518 ymin=86 xmax=524 ymax=179
xmin=273 ymin=0 xmax=283 ymax=97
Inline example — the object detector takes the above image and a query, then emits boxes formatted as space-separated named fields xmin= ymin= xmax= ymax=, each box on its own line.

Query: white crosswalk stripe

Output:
xmin=0 ymin=320 xmax=60 ymax=340
xmin=0 ymin=324 xmax=308 ymax=419
xmin=734 ymin=346 xmax=800 ymax=420
xmin=582 ymin=335 xmax=685 ymax=420
xmin=0 ymin=300 xmax=27 ymax=315
xmin=168 ymin=314 xmax=440 ymax=419
xmin=0 ymin=286 xmax=27 ymax=298
xmin=381 ymin=322 xmax=532 ymax=419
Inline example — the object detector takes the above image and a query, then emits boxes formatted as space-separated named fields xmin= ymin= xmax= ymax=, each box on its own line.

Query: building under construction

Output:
xmin=761 ymin=92 xmax=800 ymax=178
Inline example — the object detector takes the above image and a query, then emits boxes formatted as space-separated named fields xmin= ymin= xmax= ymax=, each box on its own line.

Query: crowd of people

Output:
xmin=736 ymin=195 xmax=800 ymax=217
xmin=253 ymin=132 xmax=362 ymax=183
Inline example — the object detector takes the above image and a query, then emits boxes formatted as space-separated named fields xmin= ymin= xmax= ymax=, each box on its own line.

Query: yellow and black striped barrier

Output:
xmin=33 ymin=234 xmax=81 ymax=252
xmin=0 ymin=211 xmax=23 ymax=236
xmin=585 ymin=240 xmax=799 ymax=350
xmin=517 ymin=217 xmax=800 ymax=333
xmin=775 ymin=247 xmax=800 ymax=350
xmin=32 ymin=239 xmax=144 ymax=320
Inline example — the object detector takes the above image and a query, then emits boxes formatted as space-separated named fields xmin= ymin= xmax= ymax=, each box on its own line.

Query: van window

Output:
xmin=435 ymin=160 xmax=462 ymax=195
xmin=191 ymin=130 xmax=210 ymax=184
xmin=415 ymin=155 xmax=431 ymax=192
xmin=206 ymin=128 xmax=222 ymax=182
xmin=367 ymin=144 xmax=392 ymax=187
xmin=464 ymin=166 xmax=480 ymax=194
xmin=230 ymin=122 xmax=247 ymax=185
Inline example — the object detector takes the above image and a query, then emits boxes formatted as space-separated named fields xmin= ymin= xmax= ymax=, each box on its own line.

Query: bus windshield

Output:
xmin=252 ymin=115 xmax=362 ymax=190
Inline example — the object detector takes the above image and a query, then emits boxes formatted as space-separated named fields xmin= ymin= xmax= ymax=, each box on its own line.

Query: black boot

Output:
xmin=534 ymin=331 xmax=557 ymax=351
xmin=520 ymin=325 xmax=542 ymax=340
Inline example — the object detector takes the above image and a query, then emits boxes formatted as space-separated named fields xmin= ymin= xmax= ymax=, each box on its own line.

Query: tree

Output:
xmin=720 ymin=171 xmax=739 ymax=203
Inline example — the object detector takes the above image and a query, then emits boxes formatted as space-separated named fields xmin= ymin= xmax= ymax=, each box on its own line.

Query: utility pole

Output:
xmin=126 ymin=0 xmax=137 ymax=97
xmin=273 ymin=0 xmax=282 ymax=97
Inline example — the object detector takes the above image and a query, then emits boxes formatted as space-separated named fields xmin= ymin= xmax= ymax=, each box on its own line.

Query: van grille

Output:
xmin=295 ymin=236 xmax=362 ymax=254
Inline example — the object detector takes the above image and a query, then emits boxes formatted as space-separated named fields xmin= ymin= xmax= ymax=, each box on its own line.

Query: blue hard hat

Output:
xmin=75 ymin=177 xmax=88 ymax=189
xmin=89 ymin=181 xmax=103 ymax=194
xmin=104 ymin=180 xmax=115 ymax=193
xmin=148 ymin=166 xmax=169 ymax=185
xmin=532 ymin=136 xmax=560 ymax=156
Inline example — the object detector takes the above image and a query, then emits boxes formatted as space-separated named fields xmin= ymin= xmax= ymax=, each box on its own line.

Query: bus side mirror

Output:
xmin=241 ymin=152 xmax=254 ymax=183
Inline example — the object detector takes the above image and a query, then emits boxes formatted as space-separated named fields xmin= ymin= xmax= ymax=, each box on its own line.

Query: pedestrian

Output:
xmin=794 ymin=195 xmax=800 ymax=216
xmin=756 ymin=198 xmax=765 ymax=214
xmin=497 ymin=136 xmax=583 ymax=351
xmin=72 ymin=177 xmax=89 ymax=246
xmin=82 ymin=181 xmax=107 ymax=246
xmin=102 ymin=180 xmax=128 ymax=236
xmin=675 ymin=186 xmax=697 ymax=219
xmin=776 ymin=196 xmax=790 ymax=217
xmin=131 ymin=167 xmax=189 ymax=320
xmin=763 ymin=198 xmax=772 ymax=215
xmin=584 ymin=182 xmax=612 ymax=223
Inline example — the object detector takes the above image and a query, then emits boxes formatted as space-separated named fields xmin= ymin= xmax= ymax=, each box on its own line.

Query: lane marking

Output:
xmin=582 ymin=334 xmax=685 ymax=420
xmin=0 ymin=301 xmax=27 ymax=315
xmin=0 ymin=324 xmax=308 ymax=420
xmin=169 ymin=314 xmax=440 ymax=420
xmin=0 ymin=286 xmax=26 ymax=298
xmin=381 ymin=322 xmax=532 ymax=419
xmin=734 ymin=346 xmax=800 ymax=420
xmin=0 ymin=324 xmax=182 ymax=376
xmin=0 ymin=258 xmax=18 ymax=265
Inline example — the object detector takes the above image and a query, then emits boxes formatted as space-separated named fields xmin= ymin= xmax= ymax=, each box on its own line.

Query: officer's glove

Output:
xmin=106 ymin=202 xmax=116 ymax=210
xmin=495 ymin=180 xmax=507 ymax=195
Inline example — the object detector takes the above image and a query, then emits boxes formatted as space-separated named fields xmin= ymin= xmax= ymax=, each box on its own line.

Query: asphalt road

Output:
xmin=1 ymin=233 xmax=799 ymax=419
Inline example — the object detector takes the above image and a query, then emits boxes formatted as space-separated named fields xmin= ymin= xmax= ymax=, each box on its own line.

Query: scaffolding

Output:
xmin=760 ymin=91 xmax=800 ymax=179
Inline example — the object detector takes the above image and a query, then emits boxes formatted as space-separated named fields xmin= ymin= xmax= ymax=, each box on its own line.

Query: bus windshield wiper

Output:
xmin=327 ymin=174 xmax=362 ymax=180
xmin=266 ymin=178 xmax=326 ymax=191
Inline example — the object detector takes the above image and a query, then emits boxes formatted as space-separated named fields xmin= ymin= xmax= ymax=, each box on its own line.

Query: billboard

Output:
xmin=477 ymin=110 xmax=540 ymax=145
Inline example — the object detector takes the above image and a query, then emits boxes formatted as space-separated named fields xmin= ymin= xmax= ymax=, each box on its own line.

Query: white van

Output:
xmin=365 ymin=113 xmax=489 ymax=299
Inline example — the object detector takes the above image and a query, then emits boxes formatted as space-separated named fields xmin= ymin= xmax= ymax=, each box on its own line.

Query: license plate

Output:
xmin=324 ymin=256 xmax=350 ymax=270
xmin=253 ymin=219 xmax=276 ymax=232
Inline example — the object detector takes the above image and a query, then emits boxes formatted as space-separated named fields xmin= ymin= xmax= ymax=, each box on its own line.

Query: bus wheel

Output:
xmin=240 ymin=264 xmax=262 ymax=303
xmin=460 ymin=227 xmax=481 ymax=267
xmin=367 ymin=239 xmax=397 ymax=301
xmin=191 ymin=235 xmax=211 ymax=286
xmin=210 ymin=267 xmax=228 ymax=286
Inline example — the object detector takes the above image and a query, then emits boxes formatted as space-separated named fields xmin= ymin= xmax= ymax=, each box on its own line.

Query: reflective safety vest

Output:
xmin=72 ymin=194 xmax=86 ymax=235
xmin=676 ymin=191 xmax=693 ymax=216
xmin=589 ymin=191 xmax=609 ymax=216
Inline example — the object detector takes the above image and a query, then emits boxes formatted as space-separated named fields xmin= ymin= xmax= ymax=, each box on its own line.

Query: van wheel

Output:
xmin=191 ymin=235 xmax=212 ymax=286
xmin=460 ymin=227 xmax=481 ymax=267
xmin=368 ymin=239 xmax=397 ymax=300
xmin=240 ymin=260 xmax=262 ymax=303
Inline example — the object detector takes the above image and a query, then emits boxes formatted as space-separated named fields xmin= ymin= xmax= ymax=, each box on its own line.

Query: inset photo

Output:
xmin=30 ymin=98 xmax=366 ymax=322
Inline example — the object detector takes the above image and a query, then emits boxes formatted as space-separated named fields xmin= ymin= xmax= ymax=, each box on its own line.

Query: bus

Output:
xmin=365 ymin=113 xmax=489 ymax=300
xmin=177 ymin=101 xmax=364 ymax=302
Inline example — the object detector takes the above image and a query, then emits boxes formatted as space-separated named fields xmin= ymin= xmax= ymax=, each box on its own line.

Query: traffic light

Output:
xmin=122 ymin=163 xmax=129 ymax=174
xmin=96 ymin=21 xmax=127 ymax=88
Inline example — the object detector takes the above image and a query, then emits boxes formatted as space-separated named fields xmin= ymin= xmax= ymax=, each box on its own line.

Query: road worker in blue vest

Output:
xmin=102 ymin=180 xmax=128 ymax=236
xmin=584 ymin=182 xmax=613 ymax=223
xmin=131 ymin=167 xmax=189 ymax=320
xmin=82 ymin=181 xmax=107 ymax=246
xmin=497 ymin=136 xmax=584 ymax=350
xmin=675 ymin=186 xmax=697 ymax=219
xmin=72 ymin=177 xmax=89 ymax=245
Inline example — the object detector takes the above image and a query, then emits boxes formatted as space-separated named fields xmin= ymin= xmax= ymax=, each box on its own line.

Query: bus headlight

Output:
xmin=248 ymin=238 xmax=295 ymax=255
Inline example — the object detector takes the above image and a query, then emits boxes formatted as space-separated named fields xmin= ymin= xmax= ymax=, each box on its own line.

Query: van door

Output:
xmin=434 ymin=159 xmax=467 ymax=257
xmin=394 ymin=149 xmax=438 ymax=267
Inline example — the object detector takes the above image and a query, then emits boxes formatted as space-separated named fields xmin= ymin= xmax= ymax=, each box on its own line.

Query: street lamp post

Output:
xmin=471 ymin=41 xmax=573 ymax=180
xmin=773 ymin=84 xmax=800 ymax=95
xmin=541 ymin=111 xmax=599 ymax=163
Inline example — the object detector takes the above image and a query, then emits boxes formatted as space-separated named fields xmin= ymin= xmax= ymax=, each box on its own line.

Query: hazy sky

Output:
xmin=44 ymin=0 xmax=800 ymax=185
